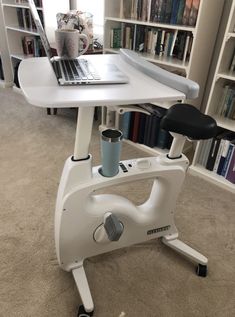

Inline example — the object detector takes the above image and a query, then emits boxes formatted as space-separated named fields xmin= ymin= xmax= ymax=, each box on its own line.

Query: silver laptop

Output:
xmin=28 ymin=0 xmax=129 ymax=86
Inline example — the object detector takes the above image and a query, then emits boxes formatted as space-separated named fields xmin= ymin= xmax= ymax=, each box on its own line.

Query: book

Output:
xmin=140 ymin=104 xmax=167 ymax=148
xmin=131 ymin=0 xmax=138 ymax=19
xmin=170 ymin=30 xmax=178 ymax=56
xmin=155 ymin=30 xmax=162 ymax=55
xmin=217 ymin=137 xmax=234 ymax=175
xmin=111 ymin=28 xmax=122 ymax=48
xmin=141 ymin=0 xmax=149 ymax=21
xmin=201 ymin=139 xmax=213 ymax=167
xmin=225 ymin=147 xmax=235 ymax=183
xmin=218 ymin=85 xmax=230 ymax=115
xmin=156 ymin=128 xmax=172 ymax=149
xmin=188 ymin=0 xmax=200 ymax=26
xmin=150 ymin=29 xmax=159 ymax=55
xmin=155 ymin=0 xmax=164 ymax=22
xmin=213 ymin=139 xmax=226 ymax=173
xmin=170 ymin=0 xmax=180 ymax=24
xmin=182 ymin=0 xmax=193 ymax=25
xmin=176 ymin=0 xmax=186 ymax=25
xmin=183 ymin=34 xmax=190 ymax=62
xmin=16 ymin=8 xmax=24 ymax=28
xmin=130 ymin=112 xmax=141 ymax=143
xmin=164 ymin=0 xmax=173 ymax=23
xmin=159 ymin=30 xmax=166 ymax=57
xmin=121 ymin=112 xmax=132 ymax=139
xmin=123 ymin=0 xmax=132 ymax=19
xmin=151 ymin=0 xmax=160 ymax=22
xmin=137 ymin=113 xmax=147 ymax=144
xmin=143 ymin=115 xmax=153 ymax=146
xmin=206 ymin=137 xmax=222 ymax=171
xmin=221 ymin=143 xmax=235 ymax=177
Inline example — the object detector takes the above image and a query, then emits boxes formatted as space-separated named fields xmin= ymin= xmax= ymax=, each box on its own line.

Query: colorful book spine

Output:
xmin=188 ymin=0 xmax=200 ymax=26
xmin=225 ymin=147 xmax=235 ymax=183
xmin=182 ymin=0 xmax=193 ymax=25
xmin=221 ymin=144 xmax=235 ymax=177
xmin=176 ymin=0 xmax=186 ymax=25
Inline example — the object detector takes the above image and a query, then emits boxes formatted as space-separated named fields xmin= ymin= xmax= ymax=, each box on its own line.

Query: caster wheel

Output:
xmin=77 ymin=305 xmax=94 ymax=317
xmin=196 ymin=264 xmax=207 ymax=277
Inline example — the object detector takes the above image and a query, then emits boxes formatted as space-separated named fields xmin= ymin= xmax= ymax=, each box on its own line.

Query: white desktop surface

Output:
xmin=19 ymin=54 xmax=185 ymax=108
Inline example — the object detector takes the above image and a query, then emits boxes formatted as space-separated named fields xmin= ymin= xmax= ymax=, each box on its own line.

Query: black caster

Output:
xmin=77 ymin=305 xmax=94 ymax=317
xmin=196 ymin=264 xmax=207 ymax=277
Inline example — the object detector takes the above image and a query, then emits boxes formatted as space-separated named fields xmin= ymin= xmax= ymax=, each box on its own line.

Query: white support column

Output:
xmin=162 ymin=237 xmax=208 ymax=265
xmin=168 ymin=133 xmax=187 ymax=159
xmin=74 ymin=106 xmax=95 ymax=160
xmin=72 ymin=266 xmax=94 ymax=313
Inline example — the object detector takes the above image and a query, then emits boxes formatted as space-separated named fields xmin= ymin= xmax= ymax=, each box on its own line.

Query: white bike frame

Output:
xmin=54 ymin=106 xmax=208 ymax=313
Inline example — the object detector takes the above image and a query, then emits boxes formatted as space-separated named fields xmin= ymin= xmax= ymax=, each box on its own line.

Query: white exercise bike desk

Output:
xmin=19 ymin=52 xmax=210 ymax=316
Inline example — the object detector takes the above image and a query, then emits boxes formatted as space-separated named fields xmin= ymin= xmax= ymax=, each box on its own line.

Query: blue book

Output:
xmin=121 ymin=112 xmax=132 ymax=139
xmin=221 ymin=144 xmax=235 ymax=177
xmin=170 ymin=0 xmax=180 ymax=24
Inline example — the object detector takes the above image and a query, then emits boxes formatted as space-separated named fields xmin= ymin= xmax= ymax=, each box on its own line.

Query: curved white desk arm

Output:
xmin=120 ymin=49 xmax=199 ymax=99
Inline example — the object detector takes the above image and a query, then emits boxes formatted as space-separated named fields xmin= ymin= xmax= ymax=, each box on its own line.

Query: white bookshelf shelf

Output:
xmin=105 ymin=48 xmax=188 ymax=71
xmin=217 ymin=71 xmax=235 ymax=81
xmin=6 ymin=25 xmax=39 ymax=36
xmin=189 ymin=165 xmax=235 ymax=193
xmin=105 ymin=17 xmax=195 ymax=33
xmin=212 ymin=115 xmax=235 ymax=132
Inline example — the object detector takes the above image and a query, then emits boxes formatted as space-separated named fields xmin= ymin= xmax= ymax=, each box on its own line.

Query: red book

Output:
xmin=131 ymin=112 xmax=141 ymax=143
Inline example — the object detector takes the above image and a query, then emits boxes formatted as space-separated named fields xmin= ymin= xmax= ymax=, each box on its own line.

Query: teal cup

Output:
xmin=100 ymin=129 xmax=123 ymax=177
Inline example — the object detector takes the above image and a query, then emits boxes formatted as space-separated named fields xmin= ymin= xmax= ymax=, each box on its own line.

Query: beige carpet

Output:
xmin=0 ymin=88 xmax=235 ymax=317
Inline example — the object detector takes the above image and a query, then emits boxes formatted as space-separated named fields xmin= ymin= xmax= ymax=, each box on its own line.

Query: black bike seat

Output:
xmin=160 ymin=103 xmax=217 ymax=140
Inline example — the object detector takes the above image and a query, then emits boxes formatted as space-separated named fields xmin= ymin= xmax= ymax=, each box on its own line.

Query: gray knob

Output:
xmin=104 ymin=214 xmax=123 ymax=241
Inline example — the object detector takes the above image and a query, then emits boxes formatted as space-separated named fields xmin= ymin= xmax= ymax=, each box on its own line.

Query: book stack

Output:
xmin=123 ymin=0 xmax=150 ymax=21
xmin=198 ymin=130 xmax=235 ymax=184
xmin=121 ymin=0 xmax=201 ymax=26
xmin=120 ymin=104 xmax=173 ymax=150
xmin=16 ymin=8 xmax=44 ymax=30
xmin=111 ymin=24 xmax=193 ymax=62
xmin=22 ymin=36 xmax=46 ymax=57
xmin=216 ymin=84 xmax=235 ymax=120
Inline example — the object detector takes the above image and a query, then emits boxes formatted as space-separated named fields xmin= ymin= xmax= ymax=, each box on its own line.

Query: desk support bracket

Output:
xmin=74 ymin=106 xmax=95 ymax=160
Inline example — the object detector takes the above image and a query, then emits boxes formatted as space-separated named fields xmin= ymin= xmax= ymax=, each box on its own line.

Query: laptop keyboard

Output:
xmin=60 ymin=59 xmax=100 ymax=82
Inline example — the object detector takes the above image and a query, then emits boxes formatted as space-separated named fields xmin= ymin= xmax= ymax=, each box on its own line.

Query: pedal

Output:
xmin=104 ymin=213 xmax=123 ymax=241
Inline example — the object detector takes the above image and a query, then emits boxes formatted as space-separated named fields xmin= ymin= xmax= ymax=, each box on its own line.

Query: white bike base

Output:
xmin=71 ymin=235 xmax=208 ymax=313
xmin=162 ymin=236 xmax=208 ymax=265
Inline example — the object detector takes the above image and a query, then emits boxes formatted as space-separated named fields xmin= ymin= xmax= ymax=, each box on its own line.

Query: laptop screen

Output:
xmin=28 ymin=0 xmax=53 ymax=60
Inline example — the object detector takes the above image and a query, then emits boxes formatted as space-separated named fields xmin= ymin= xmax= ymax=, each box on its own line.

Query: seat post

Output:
xmin=168 ymin=133 xmax=187 ymax=159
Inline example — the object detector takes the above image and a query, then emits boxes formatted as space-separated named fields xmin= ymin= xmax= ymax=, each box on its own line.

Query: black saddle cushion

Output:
xmin=160 ymin=103 xmax=217 ymax=140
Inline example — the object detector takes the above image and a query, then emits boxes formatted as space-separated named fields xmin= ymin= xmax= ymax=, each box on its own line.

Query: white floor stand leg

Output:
xmin=162 ymin=236 xmax=208 ymax=266
xmin=72 ymin=265 xmax=94 ymax=313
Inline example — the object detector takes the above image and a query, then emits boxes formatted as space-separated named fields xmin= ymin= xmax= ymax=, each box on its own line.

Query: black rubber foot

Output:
xmin=77 ymin=305 xmax=94 ymax=317
xmin=196 ymin=264 xmax=207 ymax=277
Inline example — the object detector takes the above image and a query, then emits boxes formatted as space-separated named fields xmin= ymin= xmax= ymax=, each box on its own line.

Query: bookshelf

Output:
xmin=0 ymin=0 xmax=13 ymax=87
xmin=190 ymin=0 xmax=235 ymax=193
xmin=0 ymin=0 xmax=69 ymax=88
xmin=102 ymin=0 xmax=225 ymax=156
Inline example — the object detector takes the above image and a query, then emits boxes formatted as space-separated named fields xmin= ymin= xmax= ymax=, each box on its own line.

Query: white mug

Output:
xmin=55 ymin=29 xmax=89 ymax=59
